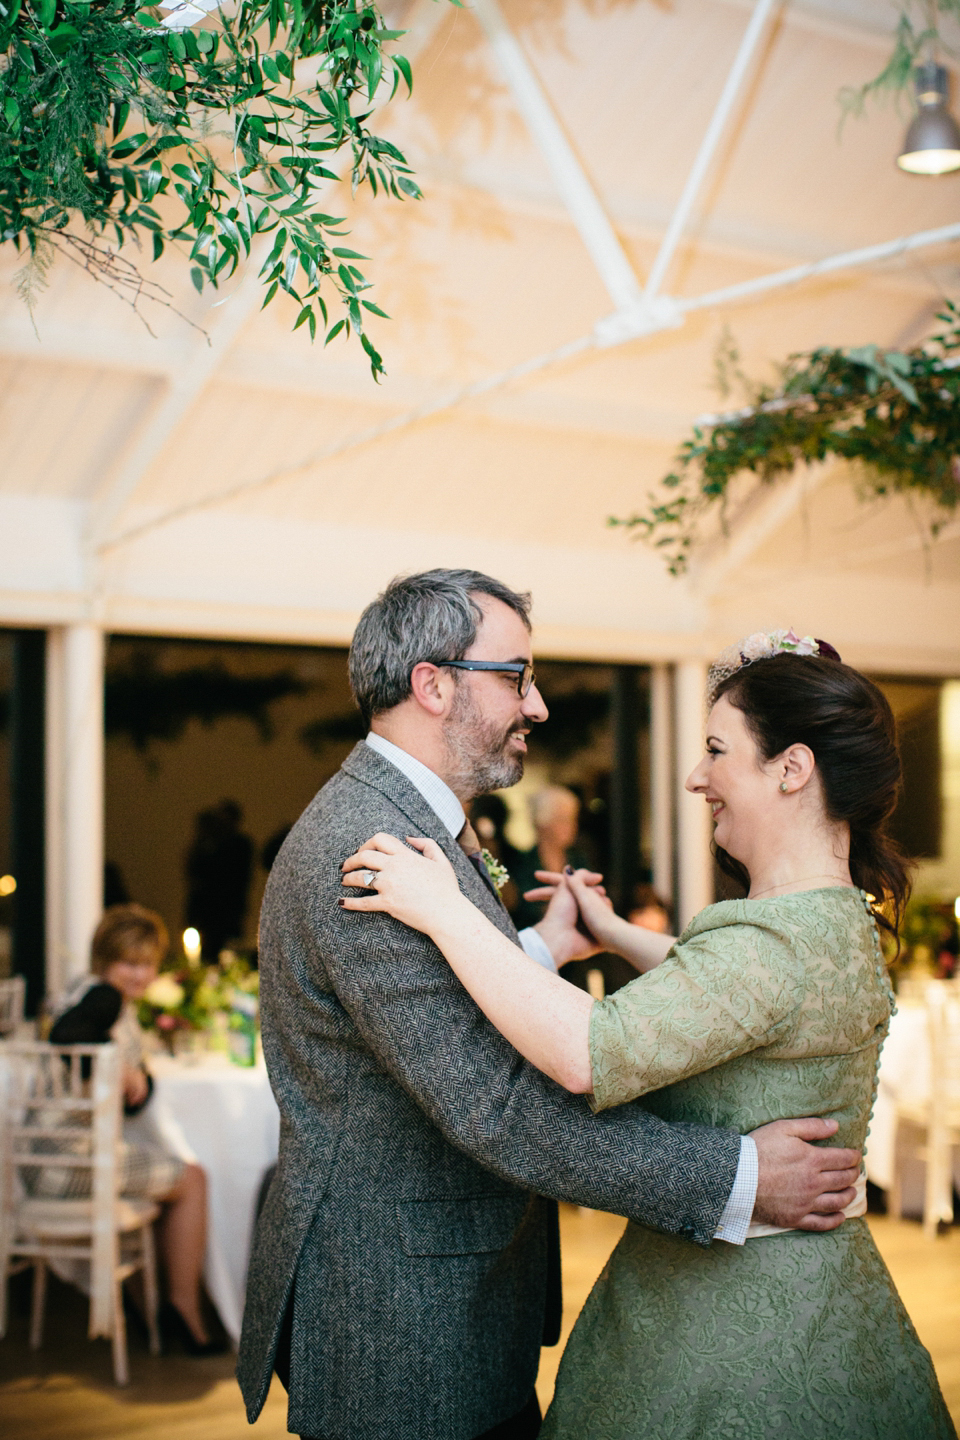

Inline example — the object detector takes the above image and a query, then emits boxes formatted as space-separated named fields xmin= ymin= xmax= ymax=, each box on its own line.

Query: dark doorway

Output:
xmin=102 ymin=637 xmax=653 ymax=965
xmin=0 ymin=629 xmax=46 ymax=1015
xmin=872 ymin=677 xmax=943 ymax=862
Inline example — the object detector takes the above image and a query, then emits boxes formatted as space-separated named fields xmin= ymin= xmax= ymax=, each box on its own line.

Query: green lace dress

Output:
xmin=541 ymin=888 xmax=957 ymax=1440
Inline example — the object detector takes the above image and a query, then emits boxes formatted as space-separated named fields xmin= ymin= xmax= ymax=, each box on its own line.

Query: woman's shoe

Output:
xmin=159 ymin=1301 xmax=229 ymax=1357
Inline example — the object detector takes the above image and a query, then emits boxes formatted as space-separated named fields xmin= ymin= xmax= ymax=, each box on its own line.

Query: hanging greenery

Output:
xmin=0 ymin=0 xmax=433 ymax=375
xmin=613 ymin=304 xmax=960 ymax=575
xmin=839 ymin=0 xmax=960 ymax=117
xmin=105 ymin=647 xmax=306 ymax=749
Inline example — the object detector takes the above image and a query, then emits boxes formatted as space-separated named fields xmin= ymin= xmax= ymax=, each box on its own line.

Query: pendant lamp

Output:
xmin=897 ymin=62 xmax=960 ymax=174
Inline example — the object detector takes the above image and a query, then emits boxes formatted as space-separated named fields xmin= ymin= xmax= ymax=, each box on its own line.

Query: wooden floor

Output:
xmin=1 ymin=1210 xmax=957 ymax=1438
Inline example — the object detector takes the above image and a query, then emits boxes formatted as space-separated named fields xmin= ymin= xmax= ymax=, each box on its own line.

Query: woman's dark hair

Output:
xmin=712 ymin=654 xmax=910 ymax=936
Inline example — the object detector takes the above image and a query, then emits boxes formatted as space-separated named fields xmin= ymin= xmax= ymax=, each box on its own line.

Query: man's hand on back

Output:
xmin=750 ymin=1117 xmax=861 ymax=1231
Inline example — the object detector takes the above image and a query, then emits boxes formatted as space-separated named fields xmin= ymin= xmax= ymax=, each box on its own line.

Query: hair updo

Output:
xmin=712 ymin=653 xmax=910 ymax=934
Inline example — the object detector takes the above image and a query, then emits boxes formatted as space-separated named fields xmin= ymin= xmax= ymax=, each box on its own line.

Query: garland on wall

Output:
xmin=105 ymin=649 xmax=307 ymax=750
xmin=614 ymin=304 xmax=960 ymax=575
xmin=0 ymin=0 xmax=432 ymax=375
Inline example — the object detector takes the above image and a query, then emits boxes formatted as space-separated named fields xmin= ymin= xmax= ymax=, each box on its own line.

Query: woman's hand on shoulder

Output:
xmin=340 ymin=833 xmax=467 ymax=937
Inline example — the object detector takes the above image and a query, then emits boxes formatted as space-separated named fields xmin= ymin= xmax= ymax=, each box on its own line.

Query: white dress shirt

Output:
xmin=363 ymin=732 xmax=757 ymax=1243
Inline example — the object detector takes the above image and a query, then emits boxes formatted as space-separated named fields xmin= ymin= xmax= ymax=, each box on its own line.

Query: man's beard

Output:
xmin=442 ymin=682 xmax=525 ymax=798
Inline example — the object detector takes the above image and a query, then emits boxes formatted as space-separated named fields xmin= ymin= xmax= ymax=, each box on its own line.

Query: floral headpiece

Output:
xmin=706 ymin=628 xmax=842 ymax=707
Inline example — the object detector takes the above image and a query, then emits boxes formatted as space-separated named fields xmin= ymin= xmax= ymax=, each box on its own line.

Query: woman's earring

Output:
xmin=779 ymin=781 xmax=789 ymax=793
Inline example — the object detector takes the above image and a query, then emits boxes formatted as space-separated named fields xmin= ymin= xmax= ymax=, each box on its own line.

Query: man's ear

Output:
xmin=409 ymin=661 xmax=454 ymax=717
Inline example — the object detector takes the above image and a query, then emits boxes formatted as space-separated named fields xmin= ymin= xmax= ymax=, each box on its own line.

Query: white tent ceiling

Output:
xmin=1 ymin=0 xmax=958 ymax=672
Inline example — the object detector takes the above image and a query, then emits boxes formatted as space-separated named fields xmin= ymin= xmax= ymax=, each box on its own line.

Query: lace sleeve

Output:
xmin=588 ymin=920 xmax=806 ymax=1112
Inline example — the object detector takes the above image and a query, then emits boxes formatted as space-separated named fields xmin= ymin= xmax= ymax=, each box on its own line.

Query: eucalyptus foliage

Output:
xmin=0 ymin=0 xmax=430 ymax=374
xmin=614 ymin=304 xmax=960 ymax=575
xmin=839 ymin=0 xmax=960 ymax=117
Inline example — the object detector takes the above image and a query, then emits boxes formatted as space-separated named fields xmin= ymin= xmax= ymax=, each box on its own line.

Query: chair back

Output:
xmin=0 ymin=975 xmax=26 ymax=1036
xmin=926 ymin=982 xmax=960 ymax=1123
xmin=0 ymin=1042 xmax=121 ymax=1335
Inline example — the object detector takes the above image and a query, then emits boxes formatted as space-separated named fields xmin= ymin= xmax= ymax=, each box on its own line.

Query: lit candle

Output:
xmin=182 ymin=927 xmax=202 ymax=967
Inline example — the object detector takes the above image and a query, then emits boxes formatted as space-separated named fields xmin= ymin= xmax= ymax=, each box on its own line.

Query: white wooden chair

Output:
xmin=0 ymin=975 xmax=26 ymax=1037
xmin=0 ymin=1041 xmax=160 ymax=1383
xmin=889 ymin=983 xmax=960 ymax=1239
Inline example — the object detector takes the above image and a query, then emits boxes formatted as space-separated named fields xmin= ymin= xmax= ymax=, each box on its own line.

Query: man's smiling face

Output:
xmin=442 ymin=595 xmax=548 ymax=798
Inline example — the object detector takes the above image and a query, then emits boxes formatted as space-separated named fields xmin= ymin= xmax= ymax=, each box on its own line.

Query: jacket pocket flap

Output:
xmin=396 ymin=1196 xmax=526 ymax=1257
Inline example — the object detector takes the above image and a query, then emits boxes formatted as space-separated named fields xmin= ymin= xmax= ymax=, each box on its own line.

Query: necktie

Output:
xmin=458 ymin=818 xmax=495 ymax=892
xmin=457 ymin=818 xmax=482 ymax=861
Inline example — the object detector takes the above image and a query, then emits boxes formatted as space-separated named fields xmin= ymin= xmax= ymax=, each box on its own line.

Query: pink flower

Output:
xmin=156 ymin=1014 xmax=176 ymax=1031
xmin=780 ymin=627 xmax=818 ymax=656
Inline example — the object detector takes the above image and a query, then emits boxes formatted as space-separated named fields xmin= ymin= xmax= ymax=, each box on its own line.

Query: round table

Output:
xmin=865 ymin=999 xmax=960 ymax=1213
xmin=128 ymin=1052 xmax=279 ymax=1345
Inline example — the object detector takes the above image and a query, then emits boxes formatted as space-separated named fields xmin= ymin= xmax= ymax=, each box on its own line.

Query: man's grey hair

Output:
xmin=349 ymin=569 xmax=532 ymax=727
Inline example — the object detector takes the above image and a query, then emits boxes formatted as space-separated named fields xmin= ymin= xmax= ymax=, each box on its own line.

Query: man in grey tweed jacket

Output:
xmin=237 ymin=570 xmax=861 ymax=1440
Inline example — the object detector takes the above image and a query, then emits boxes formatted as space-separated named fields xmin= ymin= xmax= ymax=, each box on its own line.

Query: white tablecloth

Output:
xmin=128 ymin=1053 xmax=279 ymax=1345
xmin=864 ymin=1001 xmax=960 ymax=1212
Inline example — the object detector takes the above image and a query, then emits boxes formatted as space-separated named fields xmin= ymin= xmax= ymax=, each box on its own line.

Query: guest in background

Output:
xmin=509 ymin=785 xmax=590 ymax=931
xmin=512 ymin=786 xmax=636 ymax=997
xmin=627 ymin=883 xmax=671 ymax=934
xmin=49 ymin=905 xmax=224 ymax=1356
xmin=468 ymin=794 xmax=520 ymax=912
xmin=469 ymin=793 xmax=512 ymax=860
xmin=103 ymin=860 xmax=131 ymax=908
xmin=185 ymin=799 xmax=254 ymax=960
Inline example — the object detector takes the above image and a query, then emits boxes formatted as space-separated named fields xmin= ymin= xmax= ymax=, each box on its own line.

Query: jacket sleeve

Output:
xmin=281 ymin=835 xmax=741 ymax=1248
xmin=49 ymin=983 xmax=123 ymax=1043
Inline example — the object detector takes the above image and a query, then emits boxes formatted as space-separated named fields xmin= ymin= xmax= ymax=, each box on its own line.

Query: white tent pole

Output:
xmin=54 ymin=623 xmax=105 ymax=987
xmin=678 ymin=220 xmax=960 ymax=317
xmin=643 ymin=0 xmax=778 ymax=302
xmin=44 ymin=627 xmax=67 ymax=1001
xmin=472 ymin=0 xmax=642 ymax=312
xmin=85 ymin=264 xmax=270 ymax=552
xmin=649 ymin=663 xmax=674 ymax=906
xmin=96 ymin=333 xmax=595 ymax=553
xmin=674 ymin=660 xmax=713 ymax=929
xmin=96 ymin=217 xmax=960 ymax=550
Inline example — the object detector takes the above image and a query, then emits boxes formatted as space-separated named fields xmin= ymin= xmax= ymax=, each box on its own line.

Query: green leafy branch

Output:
xmin=0 ymin=0 xmax=431 ymax=375
xmin=838 ymin=0 xmax=960 ymax=119
xmin=613 ymin=303 xmax=960 ymax=574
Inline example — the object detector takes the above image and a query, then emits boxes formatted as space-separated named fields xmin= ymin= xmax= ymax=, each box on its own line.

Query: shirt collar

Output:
xmin=363 ymin=733 xmax=466 ymax=839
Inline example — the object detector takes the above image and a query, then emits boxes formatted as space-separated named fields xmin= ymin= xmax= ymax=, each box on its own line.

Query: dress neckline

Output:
xmin=742 ymin=884 xmax=858 ymax=903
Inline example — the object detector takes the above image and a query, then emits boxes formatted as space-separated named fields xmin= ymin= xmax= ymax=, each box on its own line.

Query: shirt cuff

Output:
xmin=713 ymin=1134 xmax=758 ymax=1245
xmin=518 ymin=927 xmax=558 ymax=973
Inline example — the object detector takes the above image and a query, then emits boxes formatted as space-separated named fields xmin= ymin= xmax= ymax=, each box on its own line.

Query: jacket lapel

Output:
xmin=340 ymin=744 xmax=514 ymax=934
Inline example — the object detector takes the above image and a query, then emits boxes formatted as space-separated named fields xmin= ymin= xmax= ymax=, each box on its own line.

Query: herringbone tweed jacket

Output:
xmin=237 ymin=743 xmax=741 ymax=1440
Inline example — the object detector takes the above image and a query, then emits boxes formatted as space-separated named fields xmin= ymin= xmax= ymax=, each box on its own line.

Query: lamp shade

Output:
xmin=898 ymin=63 xmax=960 ymax=174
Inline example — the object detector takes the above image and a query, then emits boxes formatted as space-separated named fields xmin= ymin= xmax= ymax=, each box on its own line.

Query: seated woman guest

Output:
xmin=49 ymin=904 xmax=224 ymax=1355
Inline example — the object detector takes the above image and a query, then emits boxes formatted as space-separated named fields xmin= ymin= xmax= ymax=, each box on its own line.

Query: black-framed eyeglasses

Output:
xmin=441 ymin=660 xmax=536 ymax=698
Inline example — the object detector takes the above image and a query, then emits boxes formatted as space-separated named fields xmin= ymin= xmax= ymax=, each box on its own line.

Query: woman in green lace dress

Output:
xmin=341 ymin=633 xmax=956 ymax=1439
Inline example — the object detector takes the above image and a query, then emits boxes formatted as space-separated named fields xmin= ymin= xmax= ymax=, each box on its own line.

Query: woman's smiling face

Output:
xmin=685 ymin=694 xmax=780 ymax=862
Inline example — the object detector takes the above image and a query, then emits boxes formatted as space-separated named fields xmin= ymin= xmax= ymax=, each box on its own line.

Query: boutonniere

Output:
xmin=480 ymin=849 xmax=510 ymax=892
